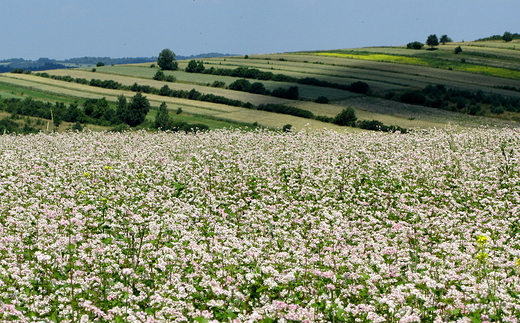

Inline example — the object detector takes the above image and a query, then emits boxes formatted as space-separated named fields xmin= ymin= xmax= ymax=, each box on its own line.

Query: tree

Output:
xmin=333 ymin=107 xmax=357 ymax=127
xmin=96 ymin=62 xmax=105 ymax=67
xmin=153 ymin=70 xmax=165 ymax=81
xmin=229 ymin=79 xmax=252 ymax=92
xmin=155 ymin=102 xmax=171 ymax=130
xmin=454 ymin=46 xmax=463 ymax=54
xmin=91 ymin=97 xmax=109 ymax=119
xmin=503 ymin=31 xmax=513 ymax=42
xmin=426 ymin=34 xmax=439 ymax=49
xmin=185 ymin=60 xmax=205 ymax=73
xmin=185 ymin=60 xmax=198 ymax=73
xmin=116 ymin=95 xmax=128 ymax=122
xmin=157 ymin=49 xmax=178 ymax=71
xmin=124 ymin=93 xmax=150 ymax=127
xmin=439 ymin=35 xmax=452 ymax=45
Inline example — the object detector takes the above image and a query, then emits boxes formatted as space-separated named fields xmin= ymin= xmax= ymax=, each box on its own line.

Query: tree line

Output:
xmin=386 ymin=84 xmax=520 ymax=115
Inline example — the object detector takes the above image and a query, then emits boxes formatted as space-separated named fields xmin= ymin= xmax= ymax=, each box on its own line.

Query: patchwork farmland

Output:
xmin=1 ymin=38 xmax=520 ymax=132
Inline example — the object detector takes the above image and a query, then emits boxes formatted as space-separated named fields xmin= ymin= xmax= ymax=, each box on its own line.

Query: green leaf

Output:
xmin=194 ymin=317 xmax=209 ymax=323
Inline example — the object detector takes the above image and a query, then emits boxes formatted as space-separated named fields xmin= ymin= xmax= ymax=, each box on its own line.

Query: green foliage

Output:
xmin=249 ymin=82 xmax=268 ymax=95
xmin=0 ymin=116 xmax=38 ymax=134
xmin=257 ymin=104 xmax=314 ymax=119
xmin=400 ymin=90 xmax=427 ymax=105
xmin=122 ymin=93 xmax=150 ymax=127
xmin=350 ymin=81 xmax=370 ymax=94
xmin=271 ymin=86 xmax=299 ymax=100
xmin=116 ymin=95 xmax=128 ymax=123
xmin=96 ymin=62 xmax=105 ymax=67
xmin=155 ymin=102 xmax=171 ymax=130
xmin=454 ymin=46 xmax=463 ymax=54
xmin=157 ymin=49 xmax=178 ymax=71
xmin=229 ymin=78 xmax=252 ymax=92
xmin=153 ymin=70 xmax=165 ymax=81
xmin=407 ymin=41 xmax=424 ymax=50
xmin=440 ymin=35 xmax=452 ymax=45
xmin=71 ymin=121 xmax=83 ymax=131
xmin=503 ymin=31 xmax=513 ymax=42
xmin=426 ymin=34 xmax=439 ymax=48
xmin=333 ymin=107 xmax=357 ymax=127
xmin=185 ymin=60 xmax=205 ymax=73
xmin=315 ymin=96 xmax=329 ymax=104
xmin=282 ymin=124 xmax=292 ymax=132
xmin=211 ymin=81 xmax=226 ymax=88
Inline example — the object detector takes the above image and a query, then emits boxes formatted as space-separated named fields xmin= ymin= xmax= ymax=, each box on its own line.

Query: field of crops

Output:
xmin=2 ymin=38 xmax=520 ymax=133
xmin=1 ymin=128 xmax=520 ymax=322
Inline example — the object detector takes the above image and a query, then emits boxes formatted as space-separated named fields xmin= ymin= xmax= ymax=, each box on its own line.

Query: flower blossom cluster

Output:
xmin=0 ymin=128 xmax=520 ymax=322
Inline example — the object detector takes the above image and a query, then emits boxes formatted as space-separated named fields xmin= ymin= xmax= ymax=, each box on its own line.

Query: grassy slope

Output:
xmin=1 ymin=38 xmax=519 ymax=131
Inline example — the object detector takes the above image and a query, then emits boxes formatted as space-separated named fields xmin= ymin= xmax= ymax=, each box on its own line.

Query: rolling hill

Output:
xmin=1 ymin=38 xmax=520 ymax=132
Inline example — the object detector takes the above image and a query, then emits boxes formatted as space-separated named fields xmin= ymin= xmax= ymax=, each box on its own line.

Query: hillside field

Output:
xmin=1 ymin=39 xmax=520 ymax=132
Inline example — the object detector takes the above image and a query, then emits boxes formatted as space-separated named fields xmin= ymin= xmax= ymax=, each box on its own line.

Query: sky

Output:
xmin=0 ymin=0 xmax=518 ymax=60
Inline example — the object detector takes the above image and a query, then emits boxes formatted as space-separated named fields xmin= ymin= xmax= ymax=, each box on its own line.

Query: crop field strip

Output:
xmin=202 ymin=55 xmax=520 ymax=97
xmin=0 ymin=73 xmax=352 ymax=131
xmin=308 ymin=51 xmax=520 ymax=81
xmin=91 ymin=65 xmax=359 ymax=101
xmin=247 ymin=52 xmax=520 ymax=91
xmin=40 ymin=69 xmax=292 ymax=106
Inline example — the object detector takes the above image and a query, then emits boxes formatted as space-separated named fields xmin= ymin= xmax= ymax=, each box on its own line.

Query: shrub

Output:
xmin=406 ymin=41 xmax=424 ymax=50
xmin=349 ymin=81 xmax=370 ymax=94
xmin=333 ymin=107 xmax=357 ymax=127
xmin=153 ymin=70 xmax=166 ymax=81
xmin=315 ymin=96 xmax=329 ymax=104
xmin=400 ymin=91 xmax=427 ymax=105
xmin=211 ymin=81 xmax=226 ymax=88
xmin=454 ymin=46 xmax=463 ymax=54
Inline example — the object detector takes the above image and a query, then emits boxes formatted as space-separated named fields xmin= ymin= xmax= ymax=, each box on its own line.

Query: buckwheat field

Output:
xmin=1 ymin=128 xmax=519 ymax=322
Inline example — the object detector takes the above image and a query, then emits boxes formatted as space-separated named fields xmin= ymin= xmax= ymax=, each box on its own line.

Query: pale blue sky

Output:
xmin=1 ymin=0 xmax=518 ymax=60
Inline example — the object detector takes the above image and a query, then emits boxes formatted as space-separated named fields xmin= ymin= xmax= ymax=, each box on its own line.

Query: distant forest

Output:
xmin=0 ymin=53 xmax=237 ymax=73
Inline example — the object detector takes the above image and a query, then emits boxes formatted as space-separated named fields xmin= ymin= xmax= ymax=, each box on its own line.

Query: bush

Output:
xmin=491 ymin=105 xmax=505 ymax=115
xmin=315 ymin=96 xmax=329 ymax=104
xmin=349 ymin=81 xmax=370 ymax=94
xmin=229 ymin=79 xmax=252 ymax=92
xmin=153 ymin=70 xmax=165 ymax=81
xmin=333 ymin=107 xmax=357 ymax=127
xmin=358 ymin=120 xmax=384 ymax=131
xmin=400 ymin=91 xmax=427 ymax=105
xmin=454 ymin=46 xmax=463 ymax=54
xmin=271 ymin=86 xmax=299 ymax=100
xmin=257 ymin=104 xmax=314 ymax=119
xmin=211 ymin=81 xmax=226 ymax=88
xmin=406 ymin=41 xmax=424 ymax=50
